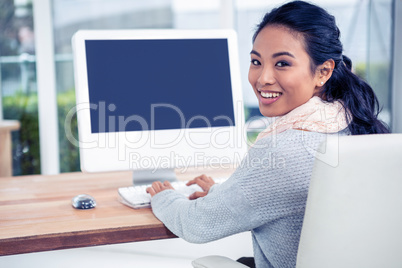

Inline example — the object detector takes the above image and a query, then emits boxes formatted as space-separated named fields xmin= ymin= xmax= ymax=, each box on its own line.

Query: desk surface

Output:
xmin=0 ymin=167 xmax=234 ymax=256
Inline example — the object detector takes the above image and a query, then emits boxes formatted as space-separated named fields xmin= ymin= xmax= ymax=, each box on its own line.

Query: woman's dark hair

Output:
xmin=253 ymin=0 xmax=389 ymax=134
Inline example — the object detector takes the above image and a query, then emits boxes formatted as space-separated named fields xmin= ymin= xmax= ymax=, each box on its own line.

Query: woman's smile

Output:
xmin=257 ymin=90 xmax=283 ymax=105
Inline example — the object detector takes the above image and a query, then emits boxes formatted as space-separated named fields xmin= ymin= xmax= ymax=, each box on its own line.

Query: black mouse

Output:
xmin=72 ymin=194 xmax=96 ymax=209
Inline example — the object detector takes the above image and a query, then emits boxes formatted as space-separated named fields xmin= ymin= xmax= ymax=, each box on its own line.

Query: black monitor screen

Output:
xmin=85 ymin=39 xmax=235 ymax=133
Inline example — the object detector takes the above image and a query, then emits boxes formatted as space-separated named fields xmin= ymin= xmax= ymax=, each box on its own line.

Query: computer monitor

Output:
xmin=72 ymin=29 xmax=247 ymax=184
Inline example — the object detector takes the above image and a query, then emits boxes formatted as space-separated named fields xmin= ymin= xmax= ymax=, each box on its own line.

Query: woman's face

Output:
xmin=248 ymin=25 xmax=321 ymax=117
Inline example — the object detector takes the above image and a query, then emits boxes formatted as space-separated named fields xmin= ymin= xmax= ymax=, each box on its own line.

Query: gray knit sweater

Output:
xmin=151 ymin=129 xmax=338 ymax=267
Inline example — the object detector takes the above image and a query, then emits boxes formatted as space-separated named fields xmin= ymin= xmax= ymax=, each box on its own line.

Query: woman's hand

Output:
xmin=146 ymin=181 xmax=174 ymax=197
xmin=186 ymin=174 xmax=215 ymax=200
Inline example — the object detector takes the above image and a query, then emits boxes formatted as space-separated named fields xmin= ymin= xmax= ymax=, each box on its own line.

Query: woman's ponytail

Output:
xmin=324 ymin=55 xmax=389 ymax=134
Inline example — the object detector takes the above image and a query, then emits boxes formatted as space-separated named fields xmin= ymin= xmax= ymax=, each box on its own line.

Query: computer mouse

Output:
xmin=71 ymin=194 xmax=96 ymax=209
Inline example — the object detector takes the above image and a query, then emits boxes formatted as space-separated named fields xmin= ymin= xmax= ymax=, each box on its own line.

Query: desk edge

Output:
xmin=0 ymin=224 xmax=176 ymax=256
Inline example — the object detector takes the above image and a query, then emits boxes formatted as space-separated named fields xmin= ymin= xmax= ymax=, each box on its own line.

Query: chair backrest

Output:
xmin=296 ymin=133 xmax=402 ymax=268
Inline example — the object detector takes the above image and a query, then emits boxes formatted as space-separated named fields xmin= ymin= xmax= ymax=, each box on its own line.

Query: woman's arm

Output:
xmin=150 ymin=130 xmax=327 ymax=244
xmin=150 ymin=174 xmax=261 ymax=243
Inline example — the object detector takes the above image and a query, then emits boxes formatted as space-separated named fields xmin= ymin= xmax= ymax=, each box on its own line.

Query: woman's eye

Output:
xmin=275 ymin=61 xmax=290 ymax=67
xmin=250 ymin=59 xmax=261 ymax=66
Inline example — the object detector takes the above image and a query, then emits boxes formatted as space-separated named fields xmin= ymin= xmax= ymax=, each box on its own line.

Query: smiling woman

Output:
xmin=250 ymin=1 xmax=389 ymax=135
xmin=144 ymin=1 xmax=389 ymax=268
xmin=248 ymin=25 xmax=334 ymax=117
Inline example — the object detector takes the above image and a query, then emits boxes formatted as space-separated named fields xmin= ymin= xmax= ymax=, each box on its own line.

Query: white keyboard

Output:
xmin=118 ymin=177 xmax=228 ymax=209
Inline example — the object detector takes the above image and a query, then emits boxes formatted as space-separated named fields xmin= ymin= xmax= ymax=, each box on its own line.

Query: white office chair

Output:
xmin=192 ymin=133 xmax=402 ymax=268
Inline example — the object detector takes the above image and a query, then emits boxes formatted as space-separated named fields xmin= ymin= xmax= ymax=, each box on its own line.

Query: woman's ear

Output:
xmin=316 ymin=59 xmax=335 ymax=87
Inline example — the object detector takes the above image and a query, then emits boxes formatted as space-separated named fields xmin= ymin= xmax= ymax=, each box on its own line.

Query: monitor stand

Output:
xmin=132 ymin=168 xmax=177 ymax=186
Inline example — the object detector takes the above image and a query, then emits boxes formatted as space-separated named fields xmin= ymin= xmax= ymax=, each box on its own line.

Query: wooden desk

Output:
xmin=0 ymin=167 xmax=234 ymax=256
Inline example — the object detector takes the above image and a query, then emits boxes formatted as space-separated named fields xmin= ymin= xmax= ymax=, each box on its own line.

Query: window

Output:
xmin=0 ymin=0 xmax=40 ymax=175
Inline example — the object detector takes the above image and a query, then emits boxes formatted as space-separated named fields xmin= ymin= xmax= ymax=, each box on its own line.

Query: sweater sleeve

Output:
xmin=150 ymin=130 xmax=326 ymax=243
xmin=150 ymin=176 xmax=258 ymax=243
